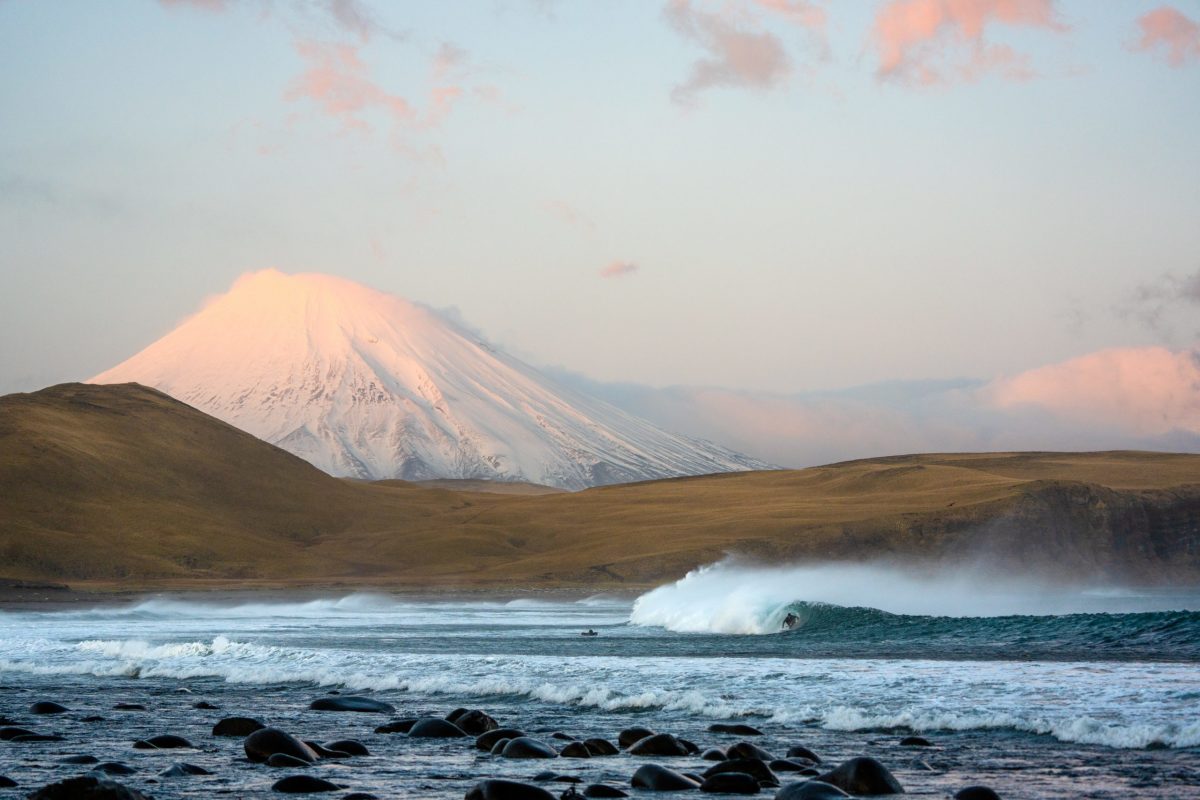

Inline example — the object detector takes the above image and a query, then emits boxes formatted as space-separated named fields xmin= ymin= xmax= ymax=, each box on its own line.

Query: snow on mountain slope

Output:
xmin=90 ymin=270 xmax=772 ymax=489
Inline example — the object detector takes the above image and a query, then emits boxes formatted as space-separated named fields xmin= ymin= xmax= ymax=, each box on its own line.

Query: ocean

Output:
xmin=1 ymin=564 xmax=1199 ymax=798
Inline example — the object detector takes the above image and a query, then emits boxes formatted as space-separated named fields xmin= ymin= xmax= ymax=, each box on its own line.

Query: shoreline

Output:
xmin=0 ymin=579 xmax=646 ymax=611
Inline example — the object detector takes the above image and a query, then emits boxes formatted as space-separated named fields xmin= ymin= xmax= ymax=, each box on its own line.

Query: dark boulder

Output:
xmin=113 ymin=703 xmax=145 ymax=711
xmin=267 ymin=754 xmax=313 ymax=768
xmin=454 ymin=709 xmax=500 ymax=735
xmin=159 ymin=763 xmax=211 ymax=777
xmin=954 ymin=788 xmax=1001 ymax=800
xmin=29 ymin=701 xmax=69 ymax=715
xmin=93 ymin=763 xmax=137 ymax=776
xmin=628 ymin=733 xmax=690 ymax=757
xmin=309 ymin=696 xmax=395 ymax=714
xmin=700 ymin=772 xmax=760 ymax=794
xmin=680 ymin=738 xmax=701 ymax=755
xmin=584 ymin=738 xmax=619 ymax=756
xmin=702 ymin=749 xmax=728 ymax=762
xmin=769 ymin=760 xmax=818 ymax=775
xmin=476 ymin=728 xmax=526 ymax=751
xmin=899 ymin=736 xmax=932 ymax=747
xmin=500 ymin=736 xmax=558 ymax=759
xmin=631 ymin=764 xmax=701 ymax=791
xmin=489 ymin=738 xmax=512 ymax=755
xmin=560 ymin=741 xmax=591 ymax=758
xmin=0 ymin=727 xmax=36 ymax=740
xmin=774 ymin=781 xmax=850 ymax=800
xmin=617 ymin=726 xmax=655 ymax=749
xmin=785 ymin=746 xmax=821 ymax=764
xmin=0 ymin=776 xmax=15 ymax=788
xmin=193 ymin=701 xmax=219 ymax=710
xmin=704 ymin=759 xmax=778 ymax=786
xmin=550 ymin=732 xmax=577 ymax=741
xmin=342 ymin=795 xmax=380 ymax=800
xmin=709 ymin=724 xmax=764 ymax=736
xmin=304 ymin=741 xmax=350 ymax=759
xmin=583 ymin=786 xmax=629 ymax=798
xmin=27 ymin=776 xmax=151 ymax=800
xmin=61 ymin=755 xmax=100 ymax=765
xmin=374 ymin=718 xmax=418 ymax=734
xmin=728 ymin=742 xmax=773 ymax=761
xmin=271 ymin=775 xmax=341 ymax=793
xmin=326 ymin=739 xmax=369 ymax=756
xmin=816 ymin=757 xmax=904 ymax=795
xmin=11 ymin=734 xmax=65 ymax=742
xmin=446 ymin=708 xmax=469 ymax=722
xmin=532 ymin=772 xmax=582 ymax=783
xmin=213 ymin=717 xmax=264 ymax=737
xmin=407 ymin=717 xmax=466 ymax=738
xmin=465 ymin=779 xmax=556 ymax=800
xmin=133 ymin=735 xmax=193 ymax=749
xmin=245 ymin=728 xmax=318 ymax=764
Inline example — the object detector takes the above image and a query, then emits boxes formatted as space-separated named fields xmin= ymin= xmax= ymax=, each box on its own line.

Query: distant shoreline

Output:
xmin=0 ymin=579 xmax=642 ymax=611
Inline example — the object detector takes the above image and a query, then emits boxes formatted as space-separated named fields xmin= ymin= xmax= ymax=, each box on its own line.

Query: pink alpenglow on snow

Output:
xmin=89 ymin=270 xmax=769 ymax=489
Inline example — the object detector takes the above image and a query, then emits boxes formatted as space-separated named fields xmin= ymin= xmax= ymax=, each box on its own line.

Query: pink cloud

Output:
xmin=665 ymin=0 xmax=796 ymax=105
xmin=871 ymin=0 xmax=1066 ymax=86
xmin=433 ymin=42 xmax=469 ymax=80
xmin=285 ymin=41 xmax=413 ymax=133
xmin=600 ymin=261 xmax=639 ymax=279
xmin=985 ymin=347 xmax=1200 ymax=436
xmin=1133 ymin=6 xmax=1200 ymax=67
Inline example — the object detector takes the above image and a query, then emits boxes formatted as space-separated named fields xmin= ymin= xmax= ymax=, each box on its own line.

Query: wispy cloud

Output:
xmin=665 ymin=0 xmax=816 ymax=105
xmin=546 ymin=199 xmax=596 ymax=232
xmin=600 ymin=261 xmax=639 ymax=279
xmin=1133 ymin=5 xmax=1200 ymax=67
xmin=1119 ymin=268 xmax=1200 ymax=338
xmin=285 ymin=41 xmax=413 ymax=133
xmin=870 ymin=0 xmax=1066 ymax=87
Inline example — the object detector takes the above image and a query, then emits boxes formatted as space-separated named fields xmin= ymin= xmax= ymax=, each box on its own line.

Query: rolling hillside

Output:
xmin=2 ymin=383 xmax=1199 ymax=590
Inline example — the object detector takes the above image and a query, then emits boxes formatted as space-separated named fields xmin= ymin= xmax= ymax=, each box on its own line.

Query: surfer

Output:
xmin=581 ymin=629 xmax=598 ymax=637
xmin=782 ymin=613 xmax=799 ymax=630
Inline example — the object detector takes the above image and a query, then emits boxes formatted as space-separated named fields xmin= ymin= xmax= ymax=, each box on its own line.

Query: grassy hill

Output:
xmin=2 ymin=383 xmax=1199 ymax=591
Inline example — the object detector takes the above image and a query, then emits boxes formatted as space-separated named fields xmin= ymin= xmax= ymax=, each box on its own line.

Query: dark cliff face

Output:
xmin=945 ymin=482 xmax=1200 ymax=584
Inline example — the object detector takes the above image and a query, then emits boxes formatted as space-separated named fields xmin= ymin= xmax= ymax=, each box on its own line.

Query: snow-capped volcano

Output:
xmin=90 ymin=270 xmax=770 ymax=489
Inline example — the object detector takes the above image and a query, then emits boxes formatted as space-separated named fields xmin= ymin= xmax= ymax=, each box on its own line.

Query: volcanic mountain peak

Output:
xmin=91 ymin=270 xmax=770 ymax=489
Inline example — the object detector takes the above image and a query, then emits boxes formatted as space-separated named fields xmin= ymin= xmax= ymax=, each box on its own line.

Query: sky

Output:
xmin=1 ymin=0 xmax=1199 ymax=418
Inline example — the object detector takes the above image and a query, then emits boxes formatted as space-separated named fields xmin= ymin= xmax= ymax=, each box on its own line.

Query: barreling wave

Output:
xmin=629 ymin=561 xmax=1200 ymax=660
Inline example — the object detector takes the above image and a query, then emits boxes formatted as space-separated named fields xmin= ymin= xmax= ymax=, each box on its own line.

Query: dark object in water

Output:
xmin=212 ymin=717 xmax=264 ymax=737
xmin=29 ymin=701 xmax=69 ymax=715
xmin=709 ymin=723 xmax=764 ymax=736
xmin=159 ymin=763 xmax=211 ymax=777
xmin=775 ymin=781 xmax=850 ymax=800
xmin=816 ymin=757 xmax=905 ymax=795
xmin=699 ymin=771 xmax=761 ymax=794
xmin=466 ymin=779 xmax=556 ymax=800
xmin=244 ymin=728 xmax=318 ymax=764
xmin=309 ymin=696 xmax=395 ymax=713
xmin=899 ymin=736 xmax=932 ymax=747
xmin=582 ymin=629 xmax=598 ymax=637
xmin=954 ymin=788 xmax=1002 ymax=800
xmin=271 ymin=774 xmax=342 ymax=793
xmin=26 ymin=775 xmax=152 ymax=800
xmin=583 ymin=786 xmax=628 ymax=798
xmin=407 ymin=717 xmax=467 ymax=737
xmin=133 ymin=735 xmax=193 ymax=749
xmin=630 ymin=764 xmax=701 ymax=791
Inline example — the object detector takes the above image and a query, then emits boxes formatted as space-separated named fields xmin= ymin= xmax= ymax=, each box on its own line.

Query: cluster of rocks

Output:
xmin=0 ymin=696 xmax=1005 ymax=799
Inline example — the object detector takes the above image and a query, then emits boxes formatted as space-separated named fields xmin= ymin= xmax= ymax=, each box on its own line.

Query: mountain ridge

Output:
xmin=3 ymin=382 xmax=1199 ymax=590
